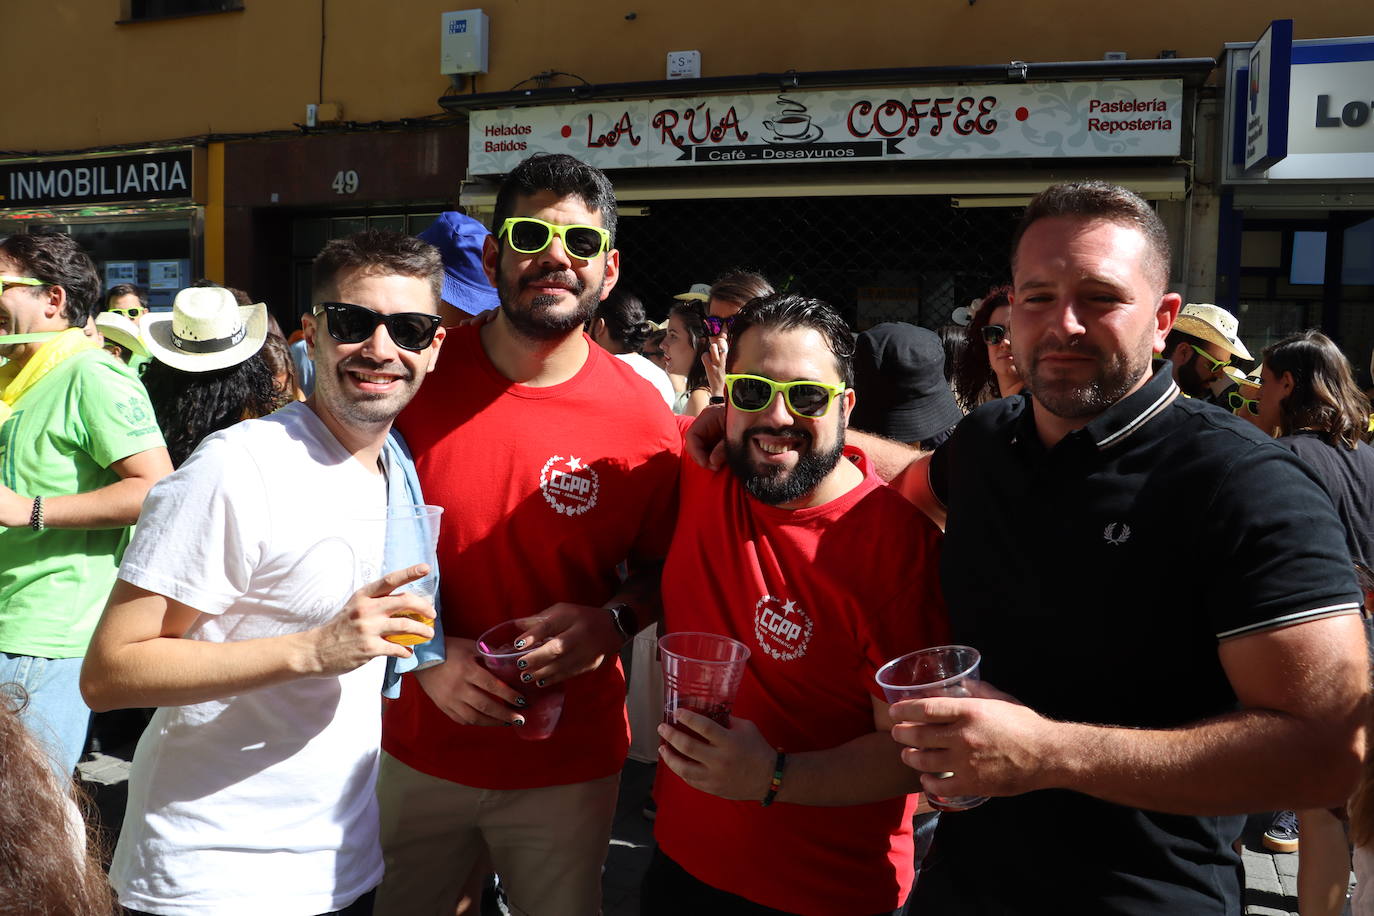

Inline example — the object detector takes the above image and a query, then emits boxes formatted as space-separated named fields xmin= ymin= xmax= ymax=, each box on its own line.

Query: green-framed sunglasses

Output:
xmin=496 ymin=217 xmax=610 ymax=260
xmin=724 ymin=373 xmax=847 ymax=419
xmin=0 ymin=275 xmax=46 ymax=296
xmin=1228 ymin=391 xmax=1260 ymax=417
xmin=1188 ymin=343 xmax=1231 ymax=374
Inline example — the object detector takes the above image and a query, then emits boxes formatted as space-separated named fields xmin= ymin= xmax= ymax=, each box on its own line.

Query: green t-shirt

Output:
xmin=0 ymin=349 xmax=165 ymax=658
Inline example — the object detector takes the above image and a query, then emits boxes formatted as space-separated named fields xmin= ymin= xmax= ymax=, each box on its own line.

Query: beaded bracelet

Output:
xmin=29 ymin=496 xmax=44 ymax=531
xmin=760 ymin=750 xmax=786 ymax=807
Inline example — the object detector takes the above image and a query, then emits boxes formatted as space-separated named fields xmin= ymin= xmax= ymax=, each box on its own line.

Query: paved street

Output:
xmin=79 ymin=742 xmax=1347 ymax=915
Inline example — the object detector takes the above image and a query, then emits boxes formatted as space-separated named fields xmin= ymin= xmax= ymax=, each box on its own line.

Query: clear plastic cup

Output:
xmin=350 ymin=504 xmax=443 ymax=646
xmin=477 ymin=619 xmax=566 ymax=740
xmin=876 ymin=644 xmax=987 ymax=812
xmin=658 ymin=632 xmax=751 ymax=738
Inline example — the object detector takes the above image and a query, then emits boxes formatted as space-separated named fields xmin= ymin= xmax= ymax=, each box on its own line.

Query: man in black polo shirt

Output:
xmin=874 ymin=181 xmax=1368 ymax=914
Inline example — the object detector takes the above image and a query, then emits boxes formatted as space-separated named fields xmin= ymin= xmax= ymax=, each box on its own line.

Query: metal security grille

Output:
xmin=614 ymin=195 xmax=1019 ymax=331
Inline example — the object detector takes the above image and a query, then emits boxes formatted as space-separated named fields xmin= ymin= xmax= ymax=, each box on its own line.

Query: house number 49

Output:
xmin=331 ymin=170 xmax=360 ymax=194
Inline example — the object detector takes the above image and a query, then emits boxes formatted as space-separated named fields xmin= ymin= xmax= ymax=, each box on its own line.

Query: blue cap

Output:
xmin=418 ymin=212 xmax=500 ymax=316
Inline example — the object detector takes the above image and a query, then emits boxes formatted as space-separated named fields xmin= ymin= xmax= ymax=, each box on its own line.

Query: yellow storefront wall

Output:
xmin=3 ymin=1 xmax=1371 ymax=153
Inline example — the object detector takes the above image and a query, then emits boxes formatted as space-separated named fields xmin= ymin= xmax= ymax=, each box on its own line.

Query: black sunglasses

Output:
xmin=981 ymin=324 xmax=1009 ymax=346
xmin=703 ymin=315 xmax=735 ymax=336
xmin=316 ymin=302 xmax=441 ymax=352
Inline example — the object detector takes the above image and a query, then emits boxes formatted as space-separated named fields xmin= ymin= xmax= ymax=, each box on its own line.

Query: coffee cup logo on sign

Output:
xmin=762 ymin=95 xmax=824 ymax=144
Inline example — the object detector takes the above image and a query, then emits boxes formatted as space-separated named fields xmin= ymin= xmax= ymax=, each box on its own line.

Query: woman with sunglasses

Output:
xmin=663 ymin=301 xmax=713 ymax=416
xmin=951 ymin=285 xmax=1022 ymax=412
xmin=1252 ymin=329 xmax=1374 ymax=916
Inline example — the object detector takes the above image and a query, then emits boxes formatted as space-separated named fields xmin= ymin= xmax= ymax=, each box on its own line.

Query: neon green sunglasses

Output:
xmin=725 ymin=373 xmax=847 ymax=419
xmin=1228 ymin=391 xmax=1259 ymax=417
xmin=1188 ymin=343 xmax=1231 ymax=374
xmin=0 ymin=275 xmax=46 ymax=296
xmin=497 ymin=217 xmax=610 ymax=259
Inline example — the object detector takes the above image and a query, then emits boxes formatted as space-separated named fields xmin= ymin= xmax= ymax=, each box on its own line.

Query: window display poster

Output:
xmin=104 ymin=261 xmax=137 ymax=287
xmin=148 ymin=259 xmax=185 ymax=291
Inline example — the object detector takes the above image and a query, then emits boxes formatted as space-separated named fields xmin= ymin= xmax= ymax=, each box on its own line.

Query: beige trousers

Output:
xmin=373 ymin=752 xmax=620 ymax=916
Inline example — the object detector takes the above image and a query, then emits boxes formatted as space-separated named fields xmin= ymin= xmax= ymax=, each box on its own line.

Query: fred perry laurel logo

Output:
xmin=539 ymin=455 xmax=600 ymax=516
xmin=753 ymin=595 xmax=814 ymax=661
xmin=1103 ymin=522 xmax=1132 ymax=546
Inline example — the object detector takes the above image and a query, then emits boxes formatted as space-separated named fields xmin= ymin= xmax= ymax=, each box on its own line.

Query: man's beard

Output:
xmin=1020 ymin=327 xmax=1154 ymax=420
xmin=496 ymin=263 xmax=603 ymax=342
xmin=1175 ymin=353 xmax=1211 ymax=398
xmin=724 ymin=417 xmax=846 ymax=506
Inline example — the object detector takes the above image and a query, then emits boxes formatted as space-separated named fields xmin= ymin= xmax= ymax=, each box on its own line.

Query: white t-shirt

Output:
xmin=615 ymin=351 xmax=676 ymax=408
xmin=110 ymin=402 xmax=388 ymax=916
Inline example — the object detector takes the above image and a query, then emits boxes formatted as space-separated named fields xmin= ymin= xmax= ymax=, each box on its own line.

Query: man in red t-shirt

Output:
xmin=646 ymin=294 xmax=949 ymax=916
xmin=374 ymin=154 xmax=680 ymax=916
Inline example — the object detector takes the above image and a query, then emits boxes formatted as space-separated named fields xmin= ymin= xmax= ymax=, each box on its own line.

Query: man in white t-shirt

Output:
xmin=79 ymin=229 xmax=448 ymax=916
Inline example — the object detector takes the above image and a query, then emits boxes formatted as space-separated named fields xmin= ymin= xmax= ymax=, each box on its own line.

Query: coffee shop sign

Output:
xmin=469 ymin=80 xmax=1182 ymax=174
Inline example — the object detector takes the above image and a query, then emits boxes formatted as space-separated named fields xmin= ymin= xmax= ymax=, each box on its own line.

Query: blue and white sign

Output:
xmin=1244 ymin=19 xmax=1293 ymax=172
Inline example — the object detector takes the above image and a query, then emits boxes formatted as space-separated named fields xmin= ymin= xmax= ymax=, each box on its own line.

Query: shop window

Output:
xmin=119 ymin=0 xmax=243 ymax=23
xmin=1290 ymin=231 xmax=1327 ymax=286
xmin=1239 ymin=230 xmax=1282 ymax=269
xmin=1344 ymin=218 xmax=1374 ymax=287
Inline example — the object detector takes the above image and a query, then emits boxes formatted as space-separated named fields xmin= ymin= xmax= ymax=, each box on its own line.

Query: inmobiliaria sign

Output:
xmin=468 ymin=80 xmax=1182 ymax=175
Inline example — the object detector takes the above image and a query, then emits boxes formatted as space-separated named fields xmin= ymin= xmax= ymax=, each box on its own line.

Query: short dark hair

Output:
xmin=1161 ymin=328 xmax=1205 ymax=361
xmin=312 ymin=230 xmax=442 ymax=307
xmin=493 ymin=154 xmax=618 ymax=245
xmin=1264 ymin=329 xmax=1371 ymax=449
xmin=0 ymin=229 xmax=101 ymax=327
xmin=1012 ymin=181 xmax=1171 ymax=295
xmin=727 ymin=293 xmax=855 ymax=388
xmin=710 ymin=269 xmax=774 ymax=307
xmin=105 ymin=283 xmax=147 ymax=308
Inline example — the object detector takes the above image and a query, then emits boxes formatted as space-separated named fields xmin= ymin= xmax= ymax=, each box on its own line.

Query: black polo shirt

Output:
xmin=918 ymin=361 xmax=1361 ymax=915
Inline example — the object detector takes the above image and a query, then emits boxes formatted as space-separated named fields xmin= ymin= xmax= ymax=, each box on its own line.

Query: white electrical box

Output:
xmin=666 ymin=50 xmax=701 ymax=80
xmin=441 ymin=9 xmax=489 ymax=75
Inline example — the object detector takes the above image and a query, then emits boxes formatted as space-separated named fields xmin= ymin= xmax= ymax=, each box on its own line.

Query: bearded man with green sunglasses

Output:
xmin=643 ymin=292 xmax=949 ymax=915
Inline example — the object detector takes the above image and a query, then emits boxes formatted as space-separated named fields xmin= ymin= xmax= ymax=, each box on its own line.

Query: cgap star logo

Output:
xmin=539 ymin=454 xmax=600 ymax=516
xmin=753 ymin=594 xmax=814 ymax=661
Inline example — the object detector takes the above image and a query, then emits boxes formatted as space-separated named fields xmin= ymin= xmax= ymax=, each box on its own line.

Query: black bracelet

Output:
xmin=29 ymin=496 xmax=44 ymax=531
xmin=709 ymin=395 xmax=726 ymax=405
xmin=761 ymin=750 xmax=786 ymax=807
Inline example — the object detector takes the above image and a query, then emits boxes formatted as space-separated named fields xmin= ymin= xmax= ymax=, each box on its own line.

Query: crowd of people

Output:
xmin=0 ymin=153 xmax=1371 ymax=916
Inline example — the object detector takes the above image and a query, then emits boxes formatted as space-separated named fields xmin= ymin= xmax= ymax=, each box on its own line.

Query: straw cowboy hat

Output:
xmin=94 ymin=310 xmax=149 ymax=357
xmin=144 ymin=287 xmax=269 ymax=373
xmin=1174 ymin=303 xmax=1253 ymax=362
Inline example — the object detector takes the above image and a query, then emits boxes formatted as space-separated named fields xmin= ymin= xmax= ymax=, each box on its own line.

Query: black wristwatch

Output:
xmin=606 ymin=603 xmax=639 ymax=642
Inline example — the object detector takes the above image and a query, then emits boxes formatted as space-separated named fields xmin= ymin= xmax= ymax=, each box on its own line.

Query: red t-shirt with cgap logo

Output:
xmin=385 ymin=325 xmax=681 ymax=789
xmin=654 ymin=446 xmax=949 ymax=915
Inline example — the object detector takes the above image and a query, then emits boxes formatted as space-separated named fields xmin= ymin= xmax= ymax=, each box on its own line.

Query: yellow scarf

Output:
xmin=0 ymin=328 xmax=100 ymax=423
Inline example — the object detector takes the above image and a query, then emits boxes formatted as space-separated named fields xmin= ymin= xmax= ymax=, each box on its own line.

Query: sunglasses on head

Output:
xmin=315 ymin=302 xmax=442 ymax=352
xmin=703 ymin=315 xmax=735 ymax=336
xmin=0 ymin=275 xmax=46 ymax=296
xmin=724 ymin=373 xmax=846 ymax=419
xmin=497 ymin=217 xmax=610 ymax=260
xmin=1189 ymin=343 xmax=1231 ymax=374
xmin=1228 ymin=391 xmax=1260 ymax=416
xmin=982 ymin=324 xmax=1009 ymax=346
xmin=108 ymin=305 xmax=146 ymax=320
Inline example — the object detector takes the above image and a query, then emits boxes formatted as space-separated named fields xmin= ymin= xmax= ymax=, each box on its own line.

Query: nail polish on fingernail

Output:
xmin=520 ymin=673 xmax=533 ymax=683
xmin=536 ymin=679 xmax=547 ymax=687
xmin=514 ymin=639 xmax=527 ymax=650
xmin=515 ymin=697 xmax=527 ymax=708
xmin=513 ymin=716 xmax=526 ymax=727
xmin=516 ymin=658 xmax=528 ymax=669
